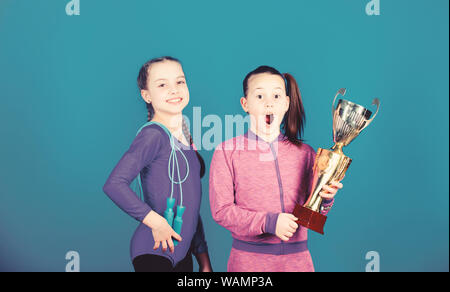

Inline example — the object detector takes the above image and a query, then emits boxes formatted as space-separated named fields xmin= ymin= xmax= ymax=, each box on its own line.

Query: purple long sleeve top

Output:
xmin=103 ymin=124 xmax=207 ymax=267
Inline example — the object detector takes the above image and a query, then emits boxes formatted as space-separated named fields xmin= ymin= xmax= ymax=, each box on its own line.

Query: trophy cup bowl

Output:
xmin=293 ymin=88 xmax=380 ymax=234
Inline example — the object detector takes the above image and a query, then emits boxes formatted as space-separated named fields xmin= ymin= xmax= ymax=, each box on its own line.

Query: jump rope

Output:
xmin=134 ymin=121 xmax=189 ymax=246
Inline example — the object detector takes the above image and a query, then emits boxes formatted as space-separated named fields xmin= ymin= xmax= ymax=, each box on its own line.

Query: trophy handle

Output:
xmin=361 ymin=98 xmax=380 ymax=130
xmin=332 ymin=88 xmax=346 ymax=117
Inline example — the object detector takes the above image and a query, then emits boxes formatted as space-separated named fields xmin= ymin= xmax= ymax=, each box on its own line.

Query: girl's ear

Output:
xmin=284 ymin=95 xmax=290 ymax=112
xmin=141 ymin=89 xmax=151 ymax=104
xmin=240 ymin=97 xmax=249 ymax=113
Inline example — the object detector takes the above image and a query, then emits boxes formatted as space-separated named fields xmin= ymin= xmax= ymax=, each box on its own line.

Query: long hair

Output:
xmin=242 ymin=65 xmax=306 ymax=146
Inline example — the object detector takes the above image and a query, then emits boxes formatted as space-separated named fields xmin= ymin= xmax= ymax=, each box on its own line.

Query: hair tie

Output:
xmin=283 ymin=73 xmax=291 ymax=96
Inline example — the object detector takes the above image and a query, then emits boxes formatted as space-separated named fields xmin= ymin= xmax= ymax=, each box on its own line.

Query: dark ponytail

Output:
xmin=182 ymin=118 xmax=205 ymax=178
xmin=145 ymin=102 xmax=154 ymax=122
xmin=282 ymin=73 xmax=305 ymax=146
xmin=242 ymin=66 xmax=306 ymax=146
xmin=137 ymin=56 xmax=206 ymax=178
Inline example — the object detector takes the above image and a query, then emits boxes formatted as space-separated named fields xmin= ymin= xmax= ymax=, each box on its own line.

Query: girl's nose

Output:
xmin=169 ymin=86 xmax=179 ymax=95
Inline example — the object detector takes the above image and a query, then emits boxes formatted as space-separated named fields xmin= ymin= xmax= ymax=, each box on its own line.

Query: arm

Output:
xmin=102 ymin=126 xmax=162 ymax=222
xmin=320 ymin=198 xmax=335 ymax=216
xmin=190 ymin=216 xmax=212 ymax=272
xmin=209 ymin=145 xmax=274 ymax=237
xmin=194 ymin=252 xmax=212 ymax=272
xmin=320 ymin=180 xmax=343 ymax=216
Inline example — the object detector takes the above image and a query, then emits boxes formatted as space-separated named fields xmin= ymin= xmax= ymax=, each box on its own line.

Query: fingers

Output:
xmin=287 ymin=214 xmax=298 ymax=221
xmin=319 ymin=191 xmax=334 ymax=199
xmin=319 ymin=181 xmax=343 ymax=199
xmin=280 ymin=235 xmax=290 ymax=241
xmin=276 ymin=214 xmax=300 ymax=242
xmin=286 ymin=215 xmax=298 ymax=233
xmin=284 ymin=217 xmax=298 ymax=240
xmin=289 ymin=220 xmax=298 ymax=230
xmin=154 ymin=239 xmax=177 ymax=253
xmin=330 ymin=180 xmax=344 ymax=189
xmin=153 ymin=226 xmax=182 ymax=253
xmin=167 ymin=238 xmax=175 ymax=254
xmin=281 ymin=231 xmax=295 ymax=241
xmin=172 ymin=231 xmax=182 ymax=242
xmin=167 ymin=230 xmax=182 ymax=254
xmin=322 ymin=184 xmax=337 ymax=194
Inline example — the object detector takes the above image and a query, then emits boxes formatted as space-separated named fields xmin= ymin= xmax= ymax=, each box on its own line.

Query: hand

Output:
xmin=194 ymin=252 xmax=213 ymax=272
xmin=319 ymin=180 xmax=344 ymax=200
xmin=199 ymin=265 xmax=213 ymax=272
xmin=142 ymin=211 xmax=182 ymax=253
xmin=275 ymin=213 xmax=298 ymax=241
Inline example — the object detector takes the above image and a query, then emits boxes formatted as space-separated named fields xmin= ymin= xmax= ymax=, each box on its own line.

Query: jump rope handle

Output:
xmin=163 ymin=198 xmax=176 ymax=227
xmin=173 ymin=205 xmax=186 ymax=246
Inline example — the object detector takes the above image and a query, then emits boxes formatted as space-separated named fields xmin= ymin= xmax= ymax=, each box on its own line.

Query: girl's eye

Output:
xmin=158 ymin=84 xmax=166 ymax=88
xmin=257 ymin=95 xmax=263 ymax=99
xmin=177 ymin=80 xmax=185 ymax=85
xmin=274 ymin=94 xmax=280 ymax=99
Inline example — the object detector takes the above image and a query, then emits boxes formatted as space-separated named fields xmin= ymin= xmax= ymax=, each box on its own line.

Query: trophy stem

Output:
xmin=331 ymin=143 xmax=345 ymax=155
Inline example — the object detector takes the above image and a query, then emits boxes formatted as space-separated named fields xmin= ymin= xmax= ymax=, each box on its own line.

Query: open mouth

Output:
xmin=166 ymin=97 xmax=183 ymax=104
xmin=265 ymin=114 xmax=274 ymax=125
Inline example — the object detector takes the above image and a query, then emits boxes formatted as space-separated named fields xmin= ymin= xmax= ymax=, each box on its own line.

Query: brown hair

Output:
xmin=137 ymin=56 xmax=205 ymax=178
xmin=243 ymin=66 xmax=306 ymax=146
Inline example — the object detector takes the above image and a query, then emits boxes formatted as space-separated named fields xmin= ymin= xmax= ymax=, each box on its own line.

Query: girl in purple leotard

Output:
xmin=103 ymin=56 xmax=212 ymax=272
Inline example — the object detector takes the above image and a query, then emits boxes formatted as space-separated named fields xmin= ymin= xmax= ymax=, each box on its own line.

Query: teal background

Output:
xmin=0 ymin=0 xmax=448 ymax=272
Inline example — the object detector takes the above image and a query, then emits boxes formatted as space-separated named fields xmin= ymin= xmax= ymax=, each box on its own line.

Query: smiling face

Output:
xmin=141 ymin=60 xmax=189 ymax=119
xmin=241 ymin=73 xmax=290 ymax=137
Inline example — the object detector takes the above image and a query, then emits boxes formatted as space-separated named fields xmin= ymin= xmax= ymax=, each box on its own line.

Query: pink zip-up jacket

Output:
xmin=209 ymin=130 xmax=334 ymax=255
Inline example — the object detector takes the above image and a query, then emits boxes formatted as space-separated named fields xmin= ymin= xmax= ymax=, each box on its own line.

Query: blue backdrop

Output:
xmin=0 ymin=0 xmax=448 ymax=272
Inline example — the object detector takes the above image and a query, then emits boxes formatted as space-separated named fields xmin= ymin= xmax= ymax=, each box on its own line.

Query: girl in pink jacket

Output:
xmin=209 ymin=65 xmax=343 ymax=272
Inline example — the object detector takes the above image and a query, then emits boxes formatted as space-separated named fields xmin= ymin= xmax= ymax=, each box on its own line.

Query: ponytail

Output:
xmin=282 ymin=73 xmax=305 ymax=146
xmin=146 ymin=102 xmax=154 ymax=121
xmin=182 ymin=118 xmax=206 ymax=178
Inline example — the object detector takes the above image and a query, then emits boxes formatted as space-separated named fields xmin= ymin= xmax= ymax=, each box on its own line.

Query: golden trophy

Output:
xmin=293 ymin=88 xmax=380 ymax=234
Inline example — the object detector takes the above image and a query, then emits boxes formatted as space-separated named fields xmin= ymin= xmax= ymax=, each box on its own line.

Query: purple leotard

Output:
xmin=103 ymin=124 xmax=207 ymax=267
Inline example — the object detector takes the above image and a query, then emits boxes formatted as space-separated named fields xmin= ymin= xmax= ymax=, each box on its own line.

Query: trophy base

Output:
xmin=293 ymin=204 xmax=327 ymax=235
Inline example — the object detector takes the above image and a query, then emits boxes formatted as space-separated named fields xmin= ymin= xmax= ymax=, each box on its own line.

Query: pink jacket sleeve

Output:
xmin=209 ymin=145 xmax=274 ymax=237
